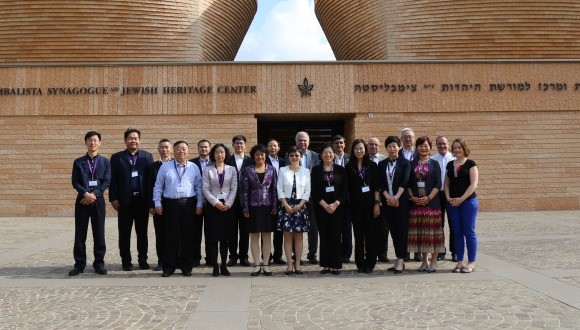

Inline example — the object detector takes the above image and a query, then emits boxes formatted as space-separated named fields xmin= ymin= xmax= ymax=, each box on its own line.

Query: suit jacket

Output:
xmin=399 ymin=148 xmax=419 ymax=162
xmin=202 ymin=164 xmax=238 ymax=208
xmin=109 ymin=149 xmax=153 ymax=206
xmin=266 ymin=155 xmax=286 ymax=171
xmin=310 ymin=164 xmax=348 ymax=205
xmin=241 ymin=164 xmax=278 ymax=213
xmin=277 ymin=166 xmax=311 ymax=201
xmin=145 ymin=159 xmax=165 ymax=208
xmin=334 ymin=152 xmax=350 ymax=167
xmin=227 ymin=153 xmax=252 ymax=195
xmin=345 ymin=161 xmax=379 ymax=203
xmin=408 ymin=158 xmax=442 ymax=210
xmin=285 ymin=149 xmax=319 ymax=171
xmin=370 ymin=153 xmax=387 ymax=164
xmin=377 ymin=157 xmax=411 ymax=202
xmin=190 ymin=157 xmax=213 ymax=172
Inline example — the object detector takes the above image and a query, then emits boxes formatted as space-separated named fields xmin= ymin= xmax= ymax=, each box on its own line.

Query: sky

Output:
xmin=235 ymin=0 xmax=336 ymax=61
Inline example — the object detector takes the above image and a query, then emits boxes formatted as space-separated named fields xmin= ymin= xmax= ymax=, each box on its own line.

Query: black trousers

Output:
xmin=272 ymin=228 xmax=284 ymax=260
xmin=307 ymin=204 xmax=319 ymax=259
xmin=340 ymin=208 xmax=353 ymax=259
xmin=162 ymin=197 xmax=196 ymax=273
xmin=229 ymin=199 xmax=249 ymax=261
xmin=73 ymin=196 xmax=106 ymax=270
xmin=382 ymin=201 xmax=409 ymax=259
xmin=439 ymin=191 xmax=455 ymax=255
xmin=153 ymin=214 xmax=164 ymax=265
xmin=193 ymin=213 xmax=204 ymax=263
xmin=376 ymin=212 xmax=389 ymax=258
xmin=117 ymin=195 xmax=149 ymax=264
xmin=351 ymin=201 xmax=379 ymax=270
xmin=207 ymin=241 xmax=229 ymax=266
xmin=315 ymin=205 xmax=343 ymax=269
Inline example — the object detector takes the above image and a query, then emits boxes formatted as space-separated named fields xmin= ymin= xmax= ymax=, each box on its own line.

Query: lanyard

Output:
xmin=174 ymin=160 xmax=187 ymax=182
xmin=87 ymin=156 xmax=98 ymax=179
xmin=358 ymin=164 xmax=368 ymax=186
xmin=324 ymin=165 xmax=334 ymax=186
xmin=387 ymin=160 xmax=397 ymax=181
xmin=128 ymin=153 xmax=138 ymax=168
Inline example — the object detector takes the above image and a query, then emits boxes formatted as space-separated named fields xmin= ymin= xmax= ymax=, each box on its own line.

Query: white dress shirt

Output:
xmin=431 ymin=152 xmax=455 ymax=191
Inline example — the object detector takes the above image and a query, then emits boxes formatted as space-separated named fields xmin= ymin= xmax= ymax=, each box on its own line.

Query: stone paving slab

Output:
xmin=0 ymin=211 xmax=579 ymax=329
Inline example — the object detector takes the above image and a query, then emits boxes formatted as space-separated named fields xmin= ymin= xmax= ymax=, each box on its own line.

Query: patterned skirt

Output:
xmin=277 ymin=197 xmax=310 ymax=233
xmin=408 ymin=206 xmax=445 ymax=253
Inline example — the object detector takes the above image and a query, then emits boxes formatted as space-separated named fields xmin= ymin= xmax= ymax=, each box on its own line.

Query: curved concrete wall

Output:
xmin=0 ymin=0 xmax=257 ymax=62
xmin=315 ymin=0 xmax=580 ymax=60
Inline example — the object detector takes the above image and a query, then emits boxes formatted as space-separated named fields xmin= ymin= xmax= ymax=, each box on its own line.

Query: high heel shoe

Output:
xmin=262 ymin=265 xmax=272 ymax=276
xmin=220 ymin=264 xmax=231 ymax=276
xmin=418 ymin=262 xmax=430 ymax=272
xmin=394 ymin=263 xmax=405 ymax=274
xmin=251 ymin=265 xmax=261 ymax=277
xmin=284 ymin=267 xmax=294 ymax=275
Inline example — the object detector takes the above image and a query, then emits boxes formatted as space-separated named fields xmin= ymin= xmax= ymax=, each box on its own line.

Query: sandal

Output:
xmin=284 ymin=268 xmax=294 ymax=275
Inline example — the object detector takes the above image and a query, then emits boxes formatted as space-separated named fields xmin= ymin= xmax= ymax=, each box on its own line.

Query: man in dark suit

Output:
xmin=69 ymin=131 xmax=111 ymax=276
xmin=399 ymin=127 xmax=421 ymax=262
xmin=226 ymin=135 xmax=252 ymax=267
xmin=145 ymin=139 xmax=172 ymax=271
xmin=332 ymin=134 xmax=353 ymax=264
xmin=190 ymin=139 xmax=212 ymax=266
xmin=110 ymin=128 xmax=154 ymax=271
xmin=369 ymin=137 xmax=390 ymax=263
xmin=266 ymin=138 xmax=286 ymax=264
xmin=285 ymin=131 xmax=320 ymax=264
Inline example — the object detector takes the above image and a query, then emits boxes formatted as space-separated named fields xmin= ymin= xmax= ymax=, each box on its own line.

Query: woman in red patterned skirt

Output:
xmin=407 ymin=136 xmax=445 ymax=273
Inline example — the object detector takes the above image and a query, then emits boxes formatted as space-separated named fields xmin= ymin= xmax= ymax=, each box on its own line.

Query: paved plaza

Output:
xmin=0 ymin=211 xmax=579 ymax=329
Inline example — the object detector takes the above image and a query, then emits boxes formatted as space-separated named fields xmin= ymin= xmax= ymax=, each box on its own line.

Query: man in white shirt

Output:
xmin=368 ymin=137 xmax=386 ymax=164
xmin=399 ymin=128 xmax=420 ymax=262
xmin=431 ymin=136 xmax=457 ymax=262
xmin=227 ymin=135 xmax=252 ymax=267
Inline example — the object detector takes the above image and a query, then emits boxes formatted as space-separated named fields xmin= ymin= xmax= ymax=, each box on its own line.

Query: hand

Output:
xmin=149 ymin=208 xmax=155 ymax=216
xmin=155 ymin=206 xmax=163 ymax=215
xmin=243 ymin=212 xmax=250 ymax=218
xmin=373 ymin=204 xmax=380 ymax=218
xmin=284 ymin=204 xmax=294 ymax=214
xmin=271 ymin=210 xmax=278 ymax=216
xmin=449 ymin=198 xmax=462 ymax=207
xmin=195 ymin=207 xmax=203 ymax=216
xmin=111 ymin=200 xmax=120 ymax=211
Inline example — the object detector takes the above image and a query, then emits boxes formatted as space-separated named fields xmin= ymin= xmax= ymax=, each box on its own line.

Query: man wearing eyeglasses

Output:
xmin=399 ymin=128 xmax=421 ymax=262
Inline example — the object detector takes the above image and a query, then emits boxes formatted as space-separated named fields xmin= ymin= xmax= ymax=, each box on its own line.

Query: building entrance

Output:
xmin=257 ymin=119 xmax=345 ymax=156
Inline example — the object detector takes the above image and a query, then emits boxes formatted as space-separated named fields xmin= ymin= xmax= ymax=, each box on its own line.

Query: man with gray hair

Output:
xmin=399 ymin=127 xmax=420 ymax=262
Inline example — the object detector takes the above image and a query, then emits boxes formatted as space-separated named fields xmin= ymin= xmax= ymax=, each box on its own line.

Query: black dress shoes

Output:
xmin=437 ymin=253 xmax=445 ymax=261
xmin=138 ymin=260 xmax=150 ymax=270
xmin=364 ymin=268 xmax=373 ymax=274
xmin=403 ymin=253 xmax=411 ymax=262
xmin=182 ymin=270 xmax=192 ymax=276
xmin=154 ymin=263 xmax=163 ymax=271
xmin=341 ymin=258 xmax=351 ymax=264
xmin=226 ymin=259 xmax=237 ymax=267
xmin=94 ymin=267 xmax=107 ymax=275
xmin=307 ymin=255 xmax=318 ymax=264
xmin=212 ymin=265 xmax=220 ymax=277
xmin=272 ymin=258 xmax=286 ymax=265
xmin=240 ymin=258 xmax=251 ymax=267
xmin=377 ymin=256 xmax=390 ymax=263
xmin=220 ymin=264 xmax=231 ymax=276
xmin=68 ymin=268 xmax=83 ymax=276
xmin=162 ymin=270 xmax=174 ymax=277
xmin=451 ymin=254 xmax=458 ymax=262
xmin=331 ymin=269 xmax=341 ymax=275
xmin=122 ymin=263 xmax=134 ymax=271
xmin=413 ymin=253 xmax=423 ymax=262
xmin=192 ymin=260 xmax=200 ymax=268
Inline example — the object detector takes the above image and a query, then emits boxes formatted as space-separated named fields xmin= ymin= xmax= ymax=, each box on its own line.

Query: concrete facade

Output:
xmin=0 ymin=61 xmax=578 ymax=215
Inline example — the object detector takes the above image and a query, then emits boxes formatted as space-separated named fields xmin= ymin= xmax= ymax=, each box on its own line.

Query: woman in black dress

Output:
xmin=242 ymin=144 xmax=278 ymax=276
xmin=345 ymin=139 xmax=381 ymax=273
xmin=311 ymin=143 xmax=348 ymax=275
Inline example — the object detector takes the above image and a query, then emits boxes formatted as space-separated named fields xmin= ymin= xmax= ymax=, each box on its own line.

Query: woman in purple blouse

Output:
xmin=242 ymin=144 xmax=278 ymax=276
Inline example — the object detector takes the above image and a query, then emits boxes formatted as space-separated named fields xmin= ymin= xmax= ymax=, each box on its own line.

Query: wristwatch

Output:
xmin=374 ymin=200 xmax=382 ymax=206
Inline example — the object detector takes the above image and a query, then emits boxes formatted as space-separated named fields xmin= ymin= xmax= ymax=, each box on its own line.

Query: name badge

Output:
xmin=88 ymin=180 xmax=98 ymax=187
xmin=361 ymin=186 xmax=370 ymax=193
xmin=417 ymin=182 xmax=426 ymax=188
xmin=325 ymin=186 xmax=335 ymax=193
xmin=131 ymin=171 xmax=139 ymax=178
xmin=217 ymin=193 xmax=226 ymax=200
xmin=176 ymin=186 xmax=187 ymax=193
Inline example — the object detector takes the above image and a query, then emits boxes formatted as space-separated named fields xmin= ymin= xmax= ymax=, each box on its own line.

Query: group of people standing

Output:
xmin=69 ymin=127 xmax=479 ymax=277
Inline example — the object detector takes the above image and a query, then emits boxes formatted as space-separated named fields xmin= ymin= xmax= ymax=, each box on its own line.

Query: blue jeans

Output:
xmin=447 ymin=197 xmax=478 ymax=262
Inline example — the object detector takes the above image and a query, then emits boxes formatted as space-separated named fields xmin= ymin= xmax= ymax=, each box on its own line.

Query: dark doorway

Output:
xmin=257 ymin=120 xmax=345 ymax=155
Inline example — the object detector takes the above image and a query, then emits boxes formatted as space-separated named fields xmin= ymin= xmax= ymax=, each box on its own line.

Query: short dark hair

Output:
xmin=124 ymin=128 xmax=141 ymax=140
xmin=348 ymin=139 xmax=371 ymax=165
xmin=232 ymin=135 xmax=247 ymax=144
xmin=267 ymin=138 xmax=279 ymax=147
xmin=158 ymin=138 xmax=170 ymax=144
xmin=84 ymin=131 xmax=101 ymax=141
xmin=331 ymin=135 xmax=345 ymax=143
xmin=385 ymin=136 xmax=401 ymax=148
xmin=209 ymin=143 xmax=231 ymax=163
xmin=173 ymin=140 xmax=189 ymax=148
xmin=415 ymin=136 xmax=432 ymax=149
xmin=452 ymin=138 xmax=471 ymax=157
xmin=198 ymin=139 xmax=211 ymax=147
xmin=287 ymin=146 xmax=302 ymax=156
xmin=249 ymin=144 xmax=268 ymax=160
xmin=318 ymin=143 xmax=334 ymax=160
xmin=435 ymin=136 xmax=447 ymax=144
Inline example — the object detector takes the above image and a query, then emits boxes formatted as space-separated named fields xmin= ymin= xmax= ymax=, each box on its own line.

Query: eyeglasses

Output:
xmin=401 ymin=136 xmax=414 ymax=140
